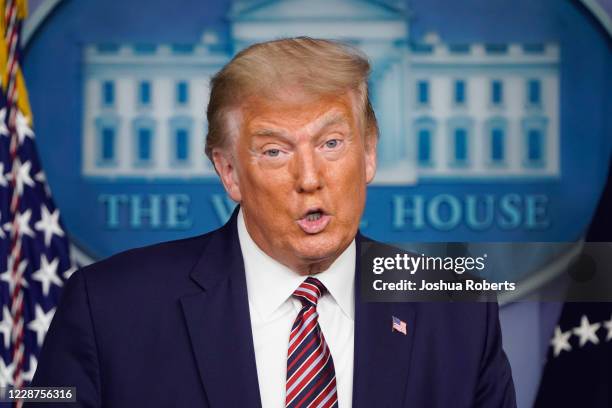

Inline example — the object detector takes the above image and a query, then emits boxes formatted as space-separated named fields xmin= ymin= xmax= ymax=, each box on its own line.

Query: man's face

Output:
xmin=214 ymin=90 xmax=377 ymax=274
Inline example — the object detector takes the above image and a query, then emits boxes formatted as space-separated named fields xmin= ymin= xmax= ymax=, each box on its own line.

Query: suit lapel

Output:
xmin=353 ymin=235 xmax=417 ymax=407
xmin=180 ymin=208 xmax=262 ymax=407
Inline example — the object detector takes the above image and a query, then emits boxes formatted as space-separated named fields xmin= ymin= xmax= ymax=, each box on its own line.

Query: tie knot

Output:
xmin=293 ymin=277 xmax=326 ymax=307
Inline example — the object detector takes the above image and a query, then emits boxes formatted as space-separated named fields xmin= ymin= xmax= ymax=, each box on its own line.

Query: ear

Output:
xmin=212 ymin=148 xmax=242 ymax=202
xmin=365 ymin=135 xmax=377 ymax=184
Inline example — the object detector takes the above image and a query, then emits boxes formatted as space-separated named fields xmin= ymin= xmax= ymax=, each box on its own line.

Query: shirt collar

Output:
xmin=238 ymin=208 xmax=355 ymax=322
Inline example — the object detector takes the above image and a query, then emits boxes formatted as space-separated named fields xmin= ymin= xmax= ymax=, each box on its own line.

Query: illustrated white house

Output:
xmin=81 ymin=0 xmax=560 ymax=184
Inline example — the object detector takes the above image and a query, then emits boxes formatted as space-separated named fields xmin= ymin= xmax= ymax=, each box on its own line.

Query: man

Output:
xmin=29 ymin=38 xmax=515 ymax=407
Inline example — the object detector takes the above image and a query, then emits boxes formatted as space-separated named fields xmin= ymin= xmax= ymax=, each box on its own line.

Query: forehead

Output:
xmin=239 ymin=90 xmax=360 ymax=134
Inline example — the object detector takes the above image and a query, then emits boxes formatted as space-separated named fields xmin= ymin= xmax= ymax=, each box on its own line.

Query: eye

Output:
xmin=324 ymin=139 xmax=342 ymax=149
xmin=263 ymin=148 xmax=281 ymax=157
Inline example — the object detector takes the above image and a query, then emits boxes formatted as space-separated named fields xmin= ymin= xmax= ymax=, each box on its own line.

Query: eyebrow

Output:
xmin=250 ymin=111 xmax=349 ymax=140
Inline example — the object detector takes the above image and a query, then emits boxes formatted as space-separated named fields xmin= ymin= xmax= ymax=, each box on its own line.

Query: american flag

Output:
xmin=0 ymin=0 xmax=74 ymax=403
xmin=392 ymin=316 xmax=407 ymax=335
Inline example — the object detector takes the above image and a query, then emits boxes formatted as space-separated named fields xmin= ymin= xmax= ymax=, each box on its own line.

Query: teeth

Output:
xmin=306 ymin=212 xmax=322 ymax=221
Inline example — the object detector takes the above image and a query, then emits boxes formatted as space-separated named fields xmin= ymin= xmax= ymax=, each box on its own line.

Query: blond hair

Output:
xmin=204 ymin=37 xmax=378 ymax=161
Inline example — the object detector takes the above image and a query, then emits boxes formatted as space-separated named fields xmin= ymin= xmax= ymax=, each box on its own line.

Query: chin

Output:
xmin=292 ymin=234 xmax=348 ymax=263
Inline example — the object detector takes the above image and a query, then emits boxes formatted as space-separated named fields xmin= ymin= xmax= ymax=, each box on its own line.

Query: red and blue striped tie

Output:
xmin=285 ymin=277 xmax=339 ymax=408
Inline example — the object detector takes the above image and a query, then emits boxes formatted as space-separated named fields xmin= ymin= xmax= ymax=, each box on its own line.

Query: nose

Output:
xmin=293 ymin=147 xmax=324 ymax=194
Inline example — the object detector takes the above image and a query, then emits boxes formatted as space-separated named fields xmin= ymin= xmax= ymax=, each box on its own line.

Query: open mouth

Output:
xmin=297 ymin=209 xmax=331 ymax=234
xmin=305 ymin=211 xmax=323 ymax=222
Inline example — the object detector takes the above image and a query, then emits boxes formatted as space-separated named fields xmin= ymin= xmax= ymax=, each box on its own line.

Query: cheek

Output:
xmin=336 ymin=154 xmax=366 ymax=188
xmin=330 ymin=160 xmax=367 ymax=219
xmin=240 ymin=167 xmax=294 ymax=210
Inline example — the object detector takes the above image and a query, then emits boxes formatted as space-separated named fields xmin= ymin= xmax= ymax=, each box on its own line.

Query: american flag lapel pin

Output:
xmin=392 ymin=316 xmax=407 ymax=335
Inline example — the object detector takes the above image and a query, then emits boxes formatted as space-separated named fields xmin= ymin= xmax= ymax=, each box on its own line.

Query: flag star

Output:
xmin=0 ymin=109 xmax=35 ymax=143
xmin=32 ymin=255 xmax=63 ymax=296
xmin=35 ymin=205 xmax=64 ymax=247
xmin=22 ymin=355 xmax=38 ymax=383
xmin=0 ymin=108 xmax=8 ymax=137
xmin=63 ymin=266 xmax=77 ymax=280
xmin=16 ymin=110 xmax=35 ymax=144
xmin=604 ymin=314 xmax=612 ymax=342
xmin=0 ymin=163 xmax=9 ymax=187
xmin=0 ymin=306 xmax=12 ymax=349
xmin=0 ymin=212 xmax=5 ymax=240
xmin=0 ymin=357 xmax=15 ymax=387
xmin=9 ymin=209 xmax=36 ymax=238
xmin=573 ymin=315 xmax=601 ymax=347
xmin=34 ymin=170 xmax=45 ymax=183
xmin=8 ymin=159 xmax=35 ymax=197
xmin=35 ymin=170 xmax=51 ymax=196
xmin=550 ymin=326 xmax=572 ymax=357
xmin=0 ymin=258 xmax=29 ymax=293
xmin=27 ymin=305 xmax=55 ymax=347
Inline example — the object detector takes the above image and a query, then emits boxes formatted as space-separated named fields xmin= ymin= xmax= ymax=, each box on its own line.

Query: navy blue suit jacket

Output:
xmin=29 ymin=209 xmax=516 ymax=407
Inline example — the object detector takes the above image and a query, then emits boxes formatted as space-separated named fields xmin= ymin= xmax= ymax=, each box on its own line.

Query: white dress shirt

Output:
xmin=238 ymin=209 xmax=355 ymax=408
